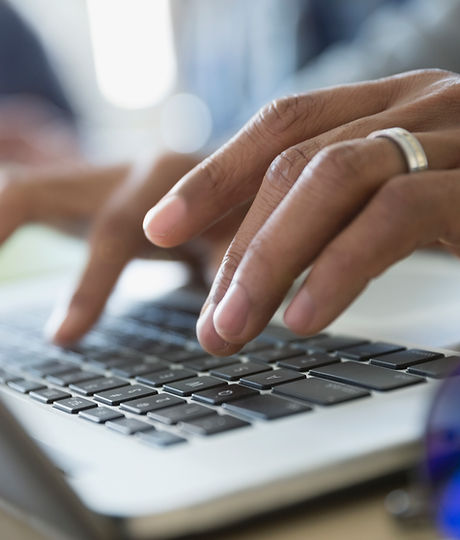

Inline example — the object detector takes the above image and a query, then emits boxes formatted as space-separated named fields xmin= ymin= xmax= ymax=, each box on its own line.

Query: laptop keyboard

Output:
xmin=1 ymin=301 xmax=460 ymax=449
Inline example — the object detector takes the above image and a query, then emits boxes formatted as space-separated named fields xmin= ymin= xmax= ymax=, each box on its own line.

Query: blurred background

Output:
xmin=2 ymin=0 xmax=460 ymax=283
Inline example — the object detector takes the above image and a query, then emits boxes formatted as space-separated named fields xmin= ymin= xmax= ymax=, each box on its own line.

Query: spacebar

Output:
xmin=310 ymin=361 xmax=425 ymax=391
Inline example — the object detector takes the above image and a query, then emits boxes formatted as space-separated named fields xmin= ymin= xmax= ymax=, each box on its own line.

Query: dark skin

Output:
xmin=143 ymin=69 xmax=460 ymax=355
xmin=2 ymin=153 xmax=246 ymax=344
xmin=5 ymin=69 xmax=460 ymax=351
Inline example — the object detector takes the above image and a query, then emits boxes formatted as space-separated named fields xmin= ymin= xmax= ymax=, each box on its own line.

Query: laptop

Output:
xmin=1 ymin=250 xmax=460 ymax=539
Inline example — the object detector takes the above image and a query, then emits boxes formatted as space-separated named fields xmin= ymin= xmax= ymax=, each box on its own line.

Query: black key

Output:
xmin=120 ymin=394 xmax=185 ymax=414
xmin=180 ymin=414 xmax=250 ymax=436
xmin=247 ymin=347 xmax=303 ymax=364
xmin=296 ymin=336 xmax=369 ymax=353
xmin=129 ymin=307 xmax=167 ymax=325
xmin=94 ymin=384 xmax=156 ymax=406
xmin=123 ymin=339 xmax=170 ymax=356
xmin=87 ymin=356 xmax=140 ymax=370
xmin=278 ymin=353 xmax=339 ymax=372
xmin=0 ymin=368 xmax=21 ymax=384
xmin=147 ymin=403 xmax=215 ymax=425
xmin=137 ymin=429 xmax=186 ymax=447
xmin=261 ymin=326 xmax=316 ymax=343
xmin=164 ymin=313 xmax=197 ymax=332
xmin=30 ymin=387 xmax=71 ymax=404
xmin=273 ymin=377 xmax=370 ymax=405
xmin=111 ymin=359 xmax=169 ymax=378
xmin=241 ymin=369 xmax=305 ymax=390
xmin=7 ymin=379 xmax=46 ymax=394
xmin=210 ymin=361 xmax=270 ymax=381
xmin=239 ymin=341 xmax=273 ymax=354
xmin=223 ymin=395 xmax=310 ymax=420
xmin=370 ymin=349 xmax=443 ymax=370
xmin=311 ymin=361 xmax=425 ymax=391
xmin=53 ymin=397 xmax=97 ymax=414
xmin=106 ymin=417 xmax=152 ymax=435
xmin=69 ymin=376 xmax=128 ymax=396
xmin=27 ymin=361 xmax=77 ymax=377
xmin=289 ymin=333 xmax=329 ymax=347
xmin=185 ymin=355 xmax=240 ymax=372
xmin=336 ymin=342 xmax=405 ymax=361
xmin=53 ymin=351 xmax=83 ymax=366
xmin=164 ymin=376 xmax=227 ymax=397
xmin=23 ymin=360 xmax=59 ymax=375
xmin=157 ymin=349 xmax=205 ymax=363
xmin=137 ymin=368 xmax=195 ymax=387
xmin=408 ymin=356 xmax=460 ymax=379
xmin=79 ymin=406 xmax=124 ymax=424
xmin=258 ymin=326 xmax=328 ymax=345
xmin=192 ymin=384 xmax=258 ymax=405
xmin=46 ymin=370 xmax=100 ymax=387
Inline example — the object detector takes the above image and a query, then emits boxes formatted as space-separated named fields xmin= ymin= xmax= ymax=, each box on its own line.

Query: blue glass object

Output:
xmin=425 ymin=367 xmax=460 ymax=538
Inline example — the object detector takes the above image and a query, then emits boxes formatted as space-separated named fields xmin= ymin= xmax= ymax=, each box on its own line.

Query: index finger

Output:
xmin=143 ymin=78 xmax=397 ymax=247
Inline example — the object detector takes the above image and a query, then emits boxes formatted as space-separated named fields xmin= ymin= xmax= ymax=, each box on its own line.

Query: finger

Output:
xmin=144 ymin=79 xmax=399 ymax=247
xmin=197 ymin=114 xmax=398 ymax=317
xmin=204 ymin=122 xmax=460 ymax=310
xmin=0 ymin=164 xmax=128 ymax=244
xmin=50 ymin=154 xmax=199 ymax=344
xmin=24 ymin=164 xmax=129 ymax=223
xmin=194 ymin=120 xmax=390 ymax=354
xmin=284 ymin=168 xmax=459 ymax=333
xmin=50 ymin=209 xmax=145 ymax=345
xmin=207 ymin=131 xmax=460 ymax=351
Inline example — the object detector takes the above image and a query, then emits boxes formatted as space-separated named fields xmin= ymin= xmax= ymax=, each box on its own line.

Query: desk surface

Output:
xmin=1 ymin=477 xmax=440 ymax=540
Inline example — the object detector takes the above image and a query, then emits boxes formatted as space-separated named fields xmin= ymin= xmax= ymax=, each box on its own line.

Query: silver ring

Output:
xmin=367 ymin=127 xmax=428 ymax=173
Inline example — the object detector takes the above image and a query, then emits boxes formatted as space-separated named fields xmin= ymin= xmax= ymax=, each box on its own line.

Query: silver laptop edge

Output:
xmin=0 ymin=397 xmax=117 ymax=540
xmin=0 ymin=251 xmax=459 ymax=539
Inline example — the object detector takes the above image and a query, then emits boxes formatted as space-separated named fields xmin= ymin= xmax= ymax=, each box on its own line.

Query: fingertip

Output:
xmin=196 ymin=303 xmax=239 ymax=356
xmin=143 ymin=194 xmax=187 ymax=246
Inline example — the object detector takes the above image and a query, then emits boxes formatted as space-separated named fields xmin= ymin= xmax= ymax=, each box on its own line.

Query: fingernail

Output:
xmin=213 ymin=282 xmax=249 ymax=339
xmin=196 ymin=303 xmax=230 ymax=352
xmin=143 ymin=195 xmax=186 ymax=242
xmin=284 ymin=288 xmax=315 ymax=333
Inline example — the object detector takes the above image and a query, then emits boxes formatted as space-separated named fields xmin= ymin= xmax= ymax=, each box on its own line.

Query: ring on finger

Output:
xmin=367 ymin=127 xmax=428 ymax=173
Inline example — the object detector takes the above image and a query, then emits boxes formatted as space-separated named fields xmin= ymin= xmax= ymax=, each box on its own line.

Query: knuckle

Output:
xmin=310 ymin=142 xmax=364 ymax=190
xmin=196 ymin=153 xmax=228 ymax=195
xmin=210 ymin=249 xmax=244 ymax=303
xmin=254 ymin=94 xmax=309 ymax=138
xmin=219 ymin=250 xmax=242 ymax=284
xmin=433 ymin=78 xmax=460 ymax=112
xmin=399 ymin=71 xmax=460 ymax=127
xmin=265 ymin=147 xmax=310 ymax=194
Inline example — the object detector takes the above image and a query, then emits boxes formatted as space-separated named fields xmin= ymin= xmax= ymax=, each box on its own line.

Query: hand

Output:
xmin=143 ymin=69 xmax=460 ymax=355
xmin=0 ymin=153 xmax=244 ymax=344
